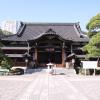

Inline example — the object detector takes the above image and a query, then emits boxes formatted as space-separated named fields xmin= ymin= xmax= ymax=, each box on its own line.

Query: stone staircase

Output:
xmin=52 ymin=68 xmax=76 ymax=75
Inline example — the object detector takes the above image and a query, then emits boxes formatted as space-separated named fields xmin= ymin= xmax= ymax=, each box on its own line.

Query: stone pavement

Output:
xmin=0 ymin=68 xmax=100 ymax=100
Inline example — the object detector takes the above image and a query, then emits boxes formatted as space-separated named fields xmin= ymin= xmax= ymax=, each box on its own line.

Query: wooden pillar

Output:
xmin=35 ymin=48 xmax=38 ymax=66
xmin=26 ymin=41 xmax=30 ymax=54
xmin=71 ymin=44 xmax=73 ymax=53
xmin=62 ymin=42 xmax=66 ymax=67
xmin=62 ymin=47 xmax=65 ymax=67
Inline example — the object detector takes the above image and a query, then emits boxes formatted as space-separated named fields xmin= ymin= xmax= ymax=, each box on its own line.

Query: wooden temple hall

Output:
xmin=0 ymin=22 xmax=89 ymax=68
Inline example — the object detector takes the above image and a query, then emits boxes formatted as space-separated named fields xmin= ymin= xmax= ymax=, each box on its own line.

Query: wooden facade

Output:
xmin=0 ymin=22 xmax=89 ymax=68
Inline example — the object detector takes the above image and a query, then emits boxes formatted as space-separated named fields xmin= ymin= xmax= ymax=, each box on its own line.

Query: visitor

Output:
xmin=73 ymin=57 xmax=82 ymax=74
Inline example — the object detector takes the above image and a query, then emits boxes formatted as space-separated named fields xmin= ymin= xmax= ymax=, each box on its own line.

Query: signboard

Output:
xmin=82 ymin=61 xmax=97 ymax=69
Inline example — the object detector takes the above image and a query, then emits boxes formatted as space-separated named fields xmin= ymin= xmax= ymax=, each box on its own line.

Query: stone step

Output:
xmin=25 ymin=68 xmax=47 ymax=74
xmin=54 ymin=68 xmax=76 ymax=75
xmin=25 ymin=68 xmax=76 ymax=76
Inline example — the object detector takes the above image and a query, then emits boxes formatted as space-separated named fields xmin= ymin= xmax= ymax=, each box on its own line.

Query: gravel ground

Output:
xmin=67 ymin=76 xmax=100 ymax=100
xmin=0 ymin=69 xmax=100 ymax=100
xmin=0 ymin=74 xmax=36 ymax=100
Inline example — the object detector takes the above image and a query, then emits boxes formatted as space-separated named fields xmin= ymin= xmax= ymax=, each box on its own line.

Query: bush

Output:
xmin=0 ymin=57 xmax=12 ymax=70
xmin=0 ymin=49 xmax=12 ymax=70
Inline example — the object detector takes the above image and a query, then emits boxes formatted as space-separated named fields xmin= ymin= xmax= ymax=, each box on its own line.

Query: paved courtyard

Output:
xmin=0 ymin=68 xmax=100 ymax=100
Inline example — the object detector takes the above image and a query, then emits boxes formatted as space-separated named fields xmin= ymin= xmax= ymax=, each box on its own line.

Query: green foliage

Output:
xmin=0 ymin=42 xmax=3 ymax=47
xmin=83 ymin=13 xmax=100 ymax=58
xmin=86 ymin=31 xmax=97 ymax=38
xmin=0 ymin=29 xmax=3 ymax=33
xmin=83 ymin=33 xmax=100 ymax=57
xmin=86 ymin=13 xmax=100 ymax=32
xmin=1 ymin=58 xmax=11 ymax=70
xmin=0 ymin=50 xmax=12 ymax=70
xmin=0 ymin=28 xmax=12 ymax=70
xmin=2 ymin=30 xmax=13 ymax=35
xmin=0 ymin=49 xmax=4 ymax=60
xmin=0 ymin=29 xmax=4 ymax=38
xmin=89 ymin=33 xmax=100 ymax=46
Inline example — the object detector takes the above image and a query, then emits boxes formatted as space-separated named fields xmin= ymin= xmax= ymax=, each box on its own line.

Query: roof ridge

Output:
xmin=1 ymin=22 xmax=89 ymax=42
xmin=17 ymin=22 xmax=26 ymax=37
xmin=23 ymin=22 xmax=78 ymax=26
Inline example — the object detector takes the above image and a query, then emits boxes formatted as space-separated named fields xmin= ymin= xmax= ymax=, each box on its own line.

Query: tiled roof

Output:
xmin=1 ymin=22 xmax=89 ymax=42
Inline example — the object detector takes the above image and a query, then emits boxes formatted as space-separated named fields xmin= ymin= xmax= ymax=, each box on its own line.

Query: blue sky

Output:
xmin=0 ymin=0 xmax=100 ymax=31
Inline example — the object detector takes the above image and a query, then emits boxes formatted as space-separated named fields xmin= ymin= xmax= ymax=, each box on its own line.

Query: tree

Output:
xmin=2 ymin=30 xmax=13 ymax=35
xmin=86 ymin=13 xmax=100 ymax=32
xmin=0 ymin=57 xmax=12 ymax=70
xmin=0 ymin=49 xmax=12 ymax=70
xmin=0 ymin=30 xmax=12 ymax=70
xmin=86 ymin=13 xmax=100 ymax=37
xmin=83 ymin=13 xmax=100 ymax=58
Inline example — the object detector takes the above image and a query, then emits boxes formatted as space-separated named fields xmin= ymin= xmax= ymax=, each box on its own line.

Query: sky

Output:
xmin=0 ymin=0 xmax=100 ymax=31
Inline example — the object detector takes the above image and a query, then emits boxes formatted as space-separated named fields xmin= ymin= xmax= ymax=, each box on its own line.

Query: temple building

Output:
xmin=0 ymin=22 xmax=89 ymax=68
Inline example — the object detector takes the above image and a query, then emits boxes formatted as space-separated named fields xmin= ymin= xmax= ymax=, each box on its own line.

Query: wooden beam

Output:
xmin=62 ymin=48 xmax=65 ymax=67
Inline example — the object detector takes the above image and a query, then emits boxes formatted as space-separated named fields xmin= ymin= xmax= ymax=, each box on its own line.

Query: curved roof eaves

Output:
xmin=1 ymin=22 xmax=89 ymax=42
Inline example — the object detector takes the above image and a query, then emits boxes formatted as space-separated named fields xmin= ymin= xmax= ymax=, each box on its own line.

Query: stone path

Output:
xmin=0 ymin=69 xmax=100 ymax=100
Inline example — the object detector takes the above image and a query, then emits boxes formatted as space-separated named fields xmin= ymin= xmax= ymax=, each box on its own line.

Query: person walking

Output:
xmin=73 ymin=57 xmax=82 ymax=74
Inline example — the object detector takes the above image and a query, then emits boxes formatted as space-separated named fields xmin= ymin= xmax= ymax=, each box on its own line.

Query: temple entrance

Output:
xmin=32 ymin=33 xmax=66 ymax=67
xmin=37 ymin=48 xmax=62 ymax=67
